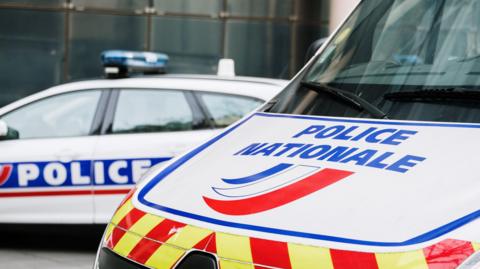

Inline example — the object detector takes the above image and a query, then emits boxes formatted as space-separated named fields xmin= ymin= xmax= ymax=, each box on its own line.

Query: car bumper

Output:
xmin=96 ymin=197 xmax=480 ymax=269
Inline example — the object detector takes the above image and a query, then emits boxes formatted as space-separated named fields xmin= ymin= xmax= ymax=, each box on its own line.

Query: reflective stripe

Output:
xmin=111 ymin=199 xmax=134 ymax=225
xmin=164 ymin=225 xmax=212 ymax=249
xmin=473 ymin=242 xmax=480 ymax=251
xmin=375 ymin=250 xmax=428 ymax=269
xmin=113 ymin=214 xmax=165 ymax=257
xmin=219 ymin=259 xmax=253 ymax=269
xmin=288 ymin=243 xmax=334 ymax=269
xmin=145 ymin=225 xmax=212 ymax=269
xmin=216 ymin=232 xmax=254 ymax=269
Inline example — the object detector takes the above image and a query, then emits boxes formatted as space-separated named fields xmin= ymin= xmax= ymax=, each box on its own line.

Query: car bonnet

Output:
xmin=106 ymin=112 xmax=480 ymax=268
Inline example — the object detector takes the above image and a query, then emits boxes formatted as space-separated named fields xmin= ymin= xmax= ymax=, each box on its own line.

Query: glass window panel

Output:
xmin=200 ymin=93 xmax=263 ymax=127
xmin=0 ymin=0 xmax=63 ymax=7
xmin=225 ymin=20 xmax=290 ymax=78
xmin=112 ymin=89 xmax=194 ymax=133
xmin=0 ymin=9 xmax=64 ymax=107
xmin=154 ymin=0 xmax=219 ymax=15
xmin=2 ymin=90 xmax=101 ymax=139
xmin=151 ymin=16 xmax=221 ymax=74
xmin=72 ymin=0 xmax=148 ymax=11
xmin=227 ymin=0 xmax=292 ymax=18
xmin=68 ymin=13 xmax=147 ymax=81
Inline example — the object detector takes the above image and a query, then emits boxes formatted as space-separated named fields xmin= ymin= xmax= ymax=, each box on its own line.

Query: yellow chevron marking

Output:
xmin=104 ymin=223 xmax=115 ymax=243
xmin=473 ymin=242 xmax=480 ymax=251
xmin=145 ymin=244 xmax=184 ymax=269
xmin=113 ymin=231 xmax=143 ymax=257
xmin=288 ymin=243 xmax=334 ymax=269
xmin=216 ymin=232 xmax=254 ymax=269
xmin=376 ymin=250 xmax=428 ymax=269
xmin=113 ymin=214 xmax=165 ymax=257
xmin=111 ymin=199 xmax=134 ymax=225
xmin=145 ymin=225 xmax=212 ymax=269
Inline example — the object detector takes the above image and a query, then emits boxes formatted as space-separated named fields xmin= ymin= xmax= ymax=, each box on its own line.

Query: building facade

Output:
xmin=0 ymin=0 xmax=345 ymax=106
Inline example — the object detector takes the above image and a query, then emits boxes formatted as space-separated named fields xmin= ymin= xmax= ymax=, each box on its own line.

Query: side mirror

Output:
xmin=305 ymin=37 xmax=329 ymax=64
xmin=0 ymin=120 xmax=19 ymax=141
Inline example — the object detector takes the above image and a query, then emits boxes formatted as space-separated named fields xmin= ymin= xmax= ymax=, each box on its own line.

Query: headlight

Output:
xmin=458 ymin=251 xmax=480 ymax=269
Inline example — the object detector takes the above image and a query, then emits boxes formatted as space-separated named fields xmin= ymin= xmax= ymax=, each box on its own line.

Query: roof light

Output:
xmin=217 ymin=58 xmax=235 ymax=77
xmin=101 ymin=50 xmax=169 ymax=79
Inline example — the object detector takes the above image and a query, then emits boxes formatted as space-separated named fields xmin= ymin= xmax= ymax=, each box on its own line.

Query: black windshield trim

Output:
xmin=301 ymin=81 xmax=388 ymax=119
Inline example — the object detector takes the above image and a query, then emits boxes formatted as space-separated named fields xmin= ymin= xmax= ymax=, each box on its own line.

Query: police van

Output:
xmin=96 ymin=1 xmax=480 ymax=268
xmin=0 ymin=51 xmax=286 ymax=224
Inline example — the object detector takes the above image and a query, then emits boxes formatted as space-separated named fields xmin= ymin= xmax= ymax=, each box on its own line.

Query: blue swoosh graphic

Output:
xmin=221 ymin=163 xmax=293 ymax=185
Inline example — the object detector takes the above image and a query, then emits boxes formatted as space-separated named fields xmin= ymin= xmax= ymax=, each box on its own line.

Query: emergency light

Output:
xmin=101 ymin=50 xmax=169 ymax=78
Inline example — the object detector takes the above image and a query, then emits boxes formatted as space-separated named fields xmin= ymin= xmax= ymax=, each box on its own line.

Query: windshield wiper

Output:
xmin=301 ymin=81 xmax=388 ymax=119
xmin=384 ymin=88 xmax=480 ymax=102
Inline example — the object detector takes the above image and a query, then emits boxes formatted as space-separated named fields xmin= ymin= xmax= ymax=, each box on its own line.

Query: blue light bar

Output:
xmin=101 ymin=50 xmax=169 ymax=78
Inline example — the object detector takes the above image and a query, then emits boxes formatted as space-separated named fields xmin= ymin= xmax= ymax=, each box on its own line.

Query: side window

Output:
xmin=111 ymin=89 xmax=194 ymax=134
xmin=199 ymin=93 xmax=263 ymax=128
xmin=1 ymin=90 xmax=102 ymax=139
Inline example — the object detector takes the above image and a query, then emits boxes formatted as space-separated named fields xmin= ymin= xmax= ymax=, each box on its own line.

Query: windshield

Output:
xmin=271 ymin=0 xmax=480 ymax=123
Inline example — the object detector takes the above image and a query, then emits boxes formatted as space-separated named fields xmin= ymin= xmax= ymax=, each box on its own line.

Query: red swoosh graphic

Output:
xmin=0 ymin=165 xmax=13 ymax=186
xmin=203 ymin=168 xmax=353 ymax=215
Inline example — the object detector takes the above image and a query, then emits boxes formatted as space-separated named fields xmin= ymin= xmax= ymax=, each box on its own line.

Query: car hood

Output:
xmin=128 ymin=113 xmax=479 ymax=257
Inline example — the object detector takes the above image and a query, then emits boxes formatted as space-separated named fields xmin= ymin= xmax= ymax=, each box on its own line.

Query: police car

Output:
xmin=0 ymin=51 xmax=286 ymax=224
xmin=96 ymin=1 xmax=480 ymax=268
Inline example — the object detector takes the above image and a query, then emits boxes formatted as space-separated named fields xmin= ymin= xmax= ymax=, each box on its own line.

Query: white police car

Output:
xmin=96 ymin=1 xmax=480 ymax=268
xmin=0 ymin=51 xmax=286 ymax=224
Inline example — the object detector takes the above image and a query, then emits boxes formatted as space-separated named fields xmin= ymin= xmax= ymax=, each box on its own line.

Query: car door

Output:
xmin=92 ymin=88 xmax=217 ymax=223
xmin=0 ymin=89 xmax=107 ymax=224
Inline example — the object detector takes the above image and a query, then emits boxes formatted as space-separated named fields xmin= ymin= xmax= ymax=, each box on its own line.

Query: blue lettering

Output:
xmin=332 ymin=126 xmax=359 ymax=141
xmin=366 ymin=152 xmax=395 ymax=169
xmin=234 ymin=143 xmax=269 ymax=156
xmin=381 ymin=130 xmax=418 ymax=146
xmin=318 ymin=146 xmax=359 ymax=162
xmin=299 ymin=145 xmax=332 ymax=159
xmin=365 ymin=129 xmax=397 ymax=144
xmin=252 ymin=143 xmax=284 ymax=156
xmin=315 ymin=125 xmax=346 ymax=139
xmin=292 ymin=125 xmax=325 ymax=138
xmin=287 ymin=144 xmax=314 ymax=158
xmin=386 ymin=155 xmax=426 ymax=173
xmin=274 ymin=143 xmax=305 ymax=157
xmin=351 ymin=127 xmax=377 ymax=141
xmin=340 ymin=149 xmax=378 ymax=165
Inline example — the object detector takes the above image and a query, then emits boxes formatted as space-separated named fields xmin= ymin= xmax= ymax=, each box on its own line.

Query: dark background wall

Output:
xmin=0 ymin=0 xmax=329 ymax=106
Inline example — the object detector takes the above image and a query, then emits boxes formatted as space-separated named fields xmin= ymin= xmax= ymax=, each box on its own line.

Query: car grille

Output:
xmin=99 ymin=247 xmax=218 ymax=269
xmin=98 ymin=247 xmax=149 ymax=269
xmin=175 ymin=251 xmax=217 ymax=269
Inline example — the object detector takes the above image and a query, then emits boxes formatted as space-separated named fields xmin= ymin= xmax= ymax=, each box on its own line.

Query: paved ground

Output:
xmin=0 ymin=224 xmax=105 ymax=269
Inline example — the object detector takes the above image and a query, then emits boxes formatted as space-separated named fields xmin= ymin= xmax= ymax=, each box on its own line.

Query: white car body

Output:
xmin=0 ymin=74 xmax=286 ymax=224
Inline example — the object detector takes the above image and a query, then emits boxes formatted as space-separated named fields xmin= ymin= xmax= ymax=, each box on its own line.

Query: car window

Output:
xmin=1 ymin=90 xmax=102 ymax=139
xmin=111 ymin=89 xmax=194 ymax=134
xmin=199 ymin=93 xmax=263 ymax=128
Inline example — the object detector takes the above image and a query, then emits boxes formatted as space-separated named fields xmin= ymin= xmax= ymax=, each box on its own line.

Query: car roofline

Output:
xmin=64 ymin=74 xmax=288 ymax=87
xmin=0 ymin=74 xmax=286 ymax=116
